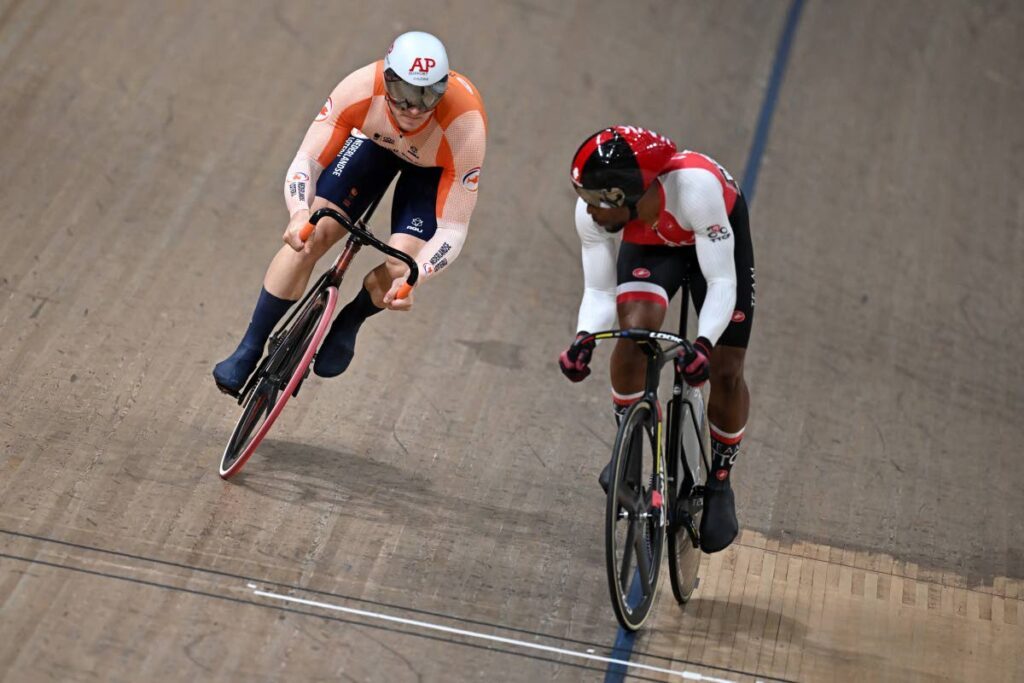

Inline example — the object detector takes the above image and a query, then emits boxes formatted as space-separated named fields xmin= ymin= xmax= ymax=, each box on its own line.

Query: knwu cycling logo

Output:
xmin=462 ymin=167 xmax=481 ymax=192
xmin=315 ymin=97 xmax=332 ymax=122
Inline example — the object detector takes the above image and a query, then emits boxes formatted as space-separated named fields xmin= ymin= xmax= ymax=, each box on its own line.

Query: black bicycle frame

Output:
xmin=272 ymin=196 xmax=419 ymax=335
xmin=664 ymin=279 xmax=711 ymax=493
xmin=236 ymin=197 xmax=419 ymax=404
xmin=575 ymin=279 xmax=711 ymax=495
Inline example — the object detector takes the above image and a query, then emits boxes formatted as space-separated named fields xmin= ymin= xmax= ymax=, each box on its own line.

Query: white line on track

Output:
xmin=251 ymin=586 xmax=739 ymax=682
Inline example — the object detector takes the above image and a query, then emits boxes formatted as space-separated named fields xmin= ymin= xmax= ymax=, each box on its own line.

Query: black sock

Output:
xmin=339 ymin=286 xmax=384 ymax=327
xmin=709 ymin=424 xmax=744 ymax=486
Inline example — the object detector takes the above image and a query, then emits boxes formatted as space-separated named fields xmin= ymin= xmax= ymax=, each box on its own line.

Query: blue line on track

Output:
xmin=741 ymin=0 xmax=805 ymax=206
xmin=603 ymin=1 xmax=804 ymax=679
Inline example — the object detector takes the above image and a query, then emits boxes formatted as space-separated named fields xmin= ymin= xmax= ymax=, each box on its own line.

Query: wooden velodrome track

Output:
xmin=1 ymin=1 xmax=1021 ymax=681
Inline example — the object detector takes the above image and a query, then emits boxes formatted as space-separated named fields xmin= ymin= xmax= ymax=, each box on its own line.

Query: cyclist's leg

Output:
xmin=362 ymin=165 xmax=442 ymax=305
xmin=598 ymin=243 xmax=686 ymax=490
xmin=314 ymin=164 xmax=440 ymax=377
xmin=688 ymin=194 xmax=755 ymax=551
xmin=215 ymin=134 xmax=397 ymax=392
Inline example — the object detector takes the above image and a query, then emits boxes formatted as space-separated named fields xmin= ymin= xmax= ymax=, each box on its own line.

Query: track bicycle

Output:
xmin=569 ymin=286 xmax=711 ymax=631
xmin=218 ymin=198 xmax=416 ymax=479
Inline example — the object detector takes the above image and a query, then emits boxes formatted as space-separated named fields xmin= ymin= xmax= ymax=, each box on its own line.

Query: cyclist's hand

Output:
xmin=679 ymin=337 xmax=712 ymax=387
xmin=559 ymin=332 xmax=595 ymax=382
xmin=383 ymin=276 xmax=413 ymax=311
xmin=282 ymin=209 xmax=312 ymax=253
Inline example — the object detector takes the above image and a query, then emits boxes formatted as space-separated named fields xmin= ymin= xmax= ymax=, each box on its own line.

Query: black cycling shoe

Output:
xmin=699 ymin=474 xmax=738 ymax=552
xmin=313 ymin=313 xmax=358 ymax=378
xmin=212 ymin=343 xmax=262 ymax=397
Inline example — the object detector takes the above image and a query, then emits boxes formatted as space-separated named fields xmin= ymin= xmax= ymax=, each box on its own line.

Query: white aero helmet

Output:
xmin=383 ymin=31 xmax=449 ymax=111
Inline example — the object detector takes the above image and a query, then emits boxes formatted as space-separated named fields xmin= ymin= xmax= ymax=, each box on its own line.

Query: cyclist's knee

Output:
xmin=384 ymin=254 xmax=408 ymax=280
xmin=617 ymin=301 xmax=666 ymax=330
xmin=710 ymin=349 xmax=746 ymax=393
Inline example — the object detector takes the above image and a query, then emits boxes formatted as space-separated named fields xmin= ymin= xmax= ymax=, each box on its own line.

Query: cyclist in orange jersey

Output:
xmin=214 ymin=31 xmax=486 ymax=393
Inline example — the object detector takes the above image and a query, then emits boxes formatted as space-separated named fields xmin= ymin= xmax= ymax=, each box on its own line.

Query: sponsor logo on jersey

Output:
xmin=707 ymin=224 xmax=731 ymax=242
xmin=410 ymin=57 xmax=437 ymax=74
xmin=288 ymin=181 xmax=306 ymax=203
xmin=406 ymin=217 xmax=425 ymax=234
xmin=429 ymin=242 xmax=451 ymax=266
xmin=462 ymin=167 xmax=481 ymax=192
xmin=731 ymin=310 xmax=746 ymax=323
xmin=291 ymin=171 xmax=310 ymax=182
xmin=315 ymin=97 xmax=332 ymax=122
xmin=632 ymin=267 xmax=651 ymax=279
xmin=332 ymin=138 xmax=363 ymax=177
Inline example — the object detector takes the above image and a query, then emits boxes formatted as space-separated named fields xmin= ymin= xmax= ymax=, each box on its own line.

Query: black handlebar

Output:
xmin=308 ymin=207 xmax=419 ymax=288
xmin=572 ymin=328 xmax=696 ymax=358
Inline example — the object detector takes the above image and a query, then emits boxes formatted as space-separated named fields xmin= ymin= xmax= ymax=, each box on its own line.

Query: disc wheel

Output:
xmin=219 ymin=287 xmax=337 ymax=479
xmin=605 ymin=400 xmax=664 ymax=631
xmin=668 ymin=397 xmax=707 ymax=603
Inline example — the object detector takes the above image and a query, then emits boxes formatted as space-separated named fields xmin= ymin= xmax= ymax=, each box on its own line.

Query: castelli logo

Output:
xmin=632 ymin=268 xmax=651 ymax=279
xmin=315 ymin=97 xmax=332 ymax=122
xmin=410 ymin=57 xmax=436 ymax=73
xmin=731 ymin=310 xmax=746 ymax=323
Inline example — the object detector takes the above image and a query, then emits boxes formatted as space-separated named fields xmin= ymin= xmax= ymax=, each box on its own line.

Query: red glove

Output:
xmin=559 ymin=332 xmax=595 ymax=382
xmin=679 ymin=337 xmax=712 ymax=386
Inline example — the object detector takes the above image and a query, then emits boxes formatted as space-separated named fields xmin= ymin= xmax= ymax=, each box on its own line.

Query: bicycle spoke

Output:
xmin=618 ymin=519 xmax=636 ymax=593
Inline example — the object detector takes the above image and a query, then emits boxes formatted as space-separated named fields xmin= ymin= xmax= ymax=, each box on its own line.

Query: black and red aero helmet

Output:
xmin=570 ymin=126 xmax=677 ymax=208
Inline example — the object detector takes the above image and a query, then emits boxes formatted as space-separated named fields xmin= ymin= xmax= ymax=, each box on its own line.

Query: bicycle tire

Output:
xmin=219 ymin=287 xmax=337 ymax=479
xmin=605 ymin=399 xmax=664 ymax=631
xmin=667 ymin=394 xmax=708 ymax=603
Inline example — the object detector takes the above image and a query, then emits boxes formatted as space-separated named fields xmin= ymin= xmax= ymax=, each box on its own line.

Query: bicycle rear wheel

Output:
xmin=605 ymin=399 xmax=664 ymax=631
xmin=667 ymin=392 xmax=708 ymax=603
xmin=219 ymin=287 xmax=337 ymax=479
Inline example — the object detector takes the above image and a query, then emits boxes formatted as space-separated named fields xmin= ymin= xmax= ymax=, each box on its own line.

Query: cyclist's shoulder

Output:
xmin=660 ymin=150 xmax=724 ymax=178
xmin=435 ymin=70 xmax=487 ymax=131
xmin=659 ymin=152 xmax=732 ymax=200
xmin=332 ymin=61 xmax=382 ymax=99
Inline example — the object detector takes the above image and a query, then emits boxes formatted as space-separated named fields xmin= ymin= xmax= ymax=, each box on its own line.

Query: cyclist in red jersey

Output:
xmin=558 ymin=126 xmax=755 ymax=553
xmin=214 ymin=31 xmax=486 ymax=394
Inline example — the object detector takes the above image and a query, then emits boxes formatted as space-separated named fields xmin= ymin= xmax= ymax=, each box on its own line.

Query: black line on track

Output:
xmin=0 ymin=550 xmax=678 ymax=683
xmin=0 ymin=527 xmax=794 ymax=682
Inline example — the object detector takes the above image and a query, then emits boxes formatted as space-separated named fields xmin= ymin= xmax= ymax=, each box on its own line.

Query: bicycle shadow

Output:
xmin=230 ymin=437 xmax=600 ymax=560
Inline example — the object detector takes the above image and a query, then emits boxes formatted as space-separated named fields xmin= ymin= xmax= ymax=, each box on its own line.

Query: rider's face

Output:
xmin=387 ymin=100 xmax=433 ymax=131
xmin=587 ymin=203 xmax=631 ymax=232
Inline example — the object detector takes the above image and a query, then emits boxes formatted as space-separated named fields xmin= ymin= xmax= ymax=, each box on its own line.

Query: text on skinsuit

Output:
xmin=332 ymin=138 xmax=364 ymax=177
xmin=429 ymin=242 xmax=451 ymax=266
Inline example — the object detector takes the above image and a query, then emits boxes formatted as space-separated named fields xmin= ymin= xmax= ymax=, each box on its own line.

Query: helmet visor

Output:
xmin=573 ymin=184 xmax=628 ymax=209
xmin=384 ymin=69 xmax=448 ymax=111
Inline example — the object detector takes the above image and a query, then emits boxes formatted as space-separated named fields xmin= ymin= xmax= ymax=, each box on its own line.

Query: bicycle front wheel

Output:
xmin=667 ymin=392 xmax=708 ymax=603
xmin=605 ymin=399 xmax=664 ymax=631
xmin=219 ymin=287 xmax=337 ymax=479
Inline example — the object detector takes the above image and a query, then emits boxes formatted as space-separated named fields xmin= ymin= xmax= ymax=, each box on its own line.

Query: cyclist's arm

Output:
xmin=283 ymin=64 xmax=375 ymax=217
xmin=413 ymin=109 xmax=486 ymax=282
xmin=575 ymin=198 xmax=620 ymax=334
xmin=665 ymin=169 xmax=737 ymax=344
